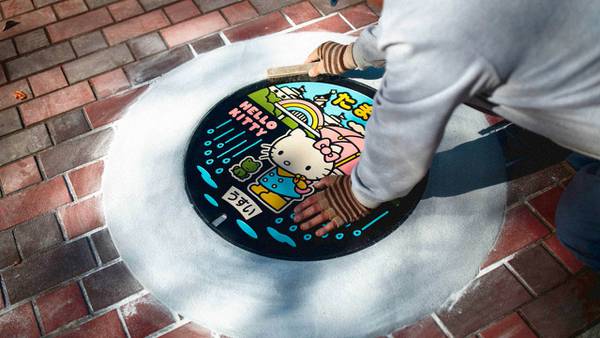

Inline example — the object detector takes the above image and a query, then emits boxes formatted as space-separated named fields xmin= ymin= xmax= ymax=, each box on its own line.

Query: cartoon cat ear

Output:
xmin=290 ymin=128 xmax=305 ymax=137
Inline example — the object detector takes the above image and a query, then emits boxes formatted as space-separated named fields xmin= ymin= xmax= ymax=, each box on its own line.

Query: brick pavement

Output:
xmin=0 ymin=0 xmax=598 ymax=336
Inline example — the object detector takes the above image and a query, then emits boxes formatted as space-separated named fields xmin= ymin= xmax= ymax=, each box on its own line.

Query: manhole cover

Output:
xmin=184 ymin=76 xmax=427 ymax=260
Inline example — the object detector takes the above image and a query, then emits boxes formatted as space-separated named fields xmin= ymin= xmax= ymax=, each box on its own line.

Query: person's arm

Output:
xmin=352 ymin=24 xmax=386 ymax=69
xmin=351 ymin=43 xmax=500 ymax=207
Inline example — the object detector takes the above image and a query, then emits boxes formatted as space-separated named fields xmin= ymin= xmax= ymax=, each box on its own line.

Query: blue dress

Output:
xmin=259 ymin=167 xmax=301 ymax=199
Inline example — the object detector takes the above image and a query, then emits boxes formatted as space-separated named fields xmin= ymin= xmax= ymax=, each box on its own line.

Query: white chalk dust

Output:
xmin=103 ymin=33 xmax=506 ymax=338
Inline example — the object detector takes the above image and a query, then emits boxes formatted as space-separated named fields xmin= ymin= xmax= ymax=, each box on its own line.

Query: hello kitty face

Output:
xmin=260 ymin=129 xmax=335 ymax=180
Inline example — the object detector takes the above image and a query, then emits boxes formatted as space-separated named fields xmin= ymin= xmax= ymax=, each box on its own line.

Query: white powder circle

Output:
xmin=104 ymin=33 xmax=506 ymax=338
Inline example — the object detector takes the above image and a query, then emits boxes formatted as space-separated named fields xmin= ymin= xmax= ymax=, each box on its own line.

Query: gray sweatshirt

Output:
xmin=350 ymin=0 xmax=600 ymax=208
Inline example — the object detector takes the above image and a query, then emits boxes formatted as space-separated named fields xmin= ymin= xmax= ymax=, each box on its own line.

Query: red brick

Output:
xmin=392 ymin=316 xmax=446 ymax=338
xmin=160 ymin=11 xmax=228 ymax=47
xmin=28 ymin=67 xmax=68 ymax=97
xmin=20 ymin=82 xmax=95 ymax=126
xmin=60 ymin=195 xmax=104 ymax=238
xmin=281 ymin=1 xmax=320 ymax=25
xmin=437 ymin=266 xmax=532 ymax=337
xmin=121 ymin=294 xmax=176 ymax=338
xmin=0 ymin=0 xmax=34 ymax=18
xmin=482 ymin=206 xmax=550 ymax=267
xmin=37 ymin=283 xmax=88 ymax=333
xmin=90 ymin=69 xmax=131 ymax=98
xmin=508 ymin=245 xmax=569 ymax=295
xmin=57 ymin=311 xmax=126 ymax=338
xmin=479 ymin=313 xmax=536 ymax=338
xmin=164 ymin=0 xmax=200 ymax=23
xmin=0 ymin=156 xmax=41 ymax=194
xmin=0 ymin=303 xmax=40 ymax=337
xmin=161 ymin=322 xmax=212 ymax=338
xmin=0 ymin=176 xmax=71 ymax=230
xmin=85 ymin=86 xmax=148 ymax=127
xmin=521 ymin=270 xmax=600 ymax=337
xmin=103 ymin=10 xmax=170 ymax=45
xmin=295 ymin=14 xmax=352 ymax=33
xmin=46 ymin=8 xmax=113 ymax=43
xmin=528 ymin=186 xmax=562 ymax=228
xmin=53 ymin=0 xmax=88 ymax=19
xmin=0 ymin=7 xmax=56 ymax=40
xmin=108 ymin=0 xmax=143 ymax=21
xmin=544 ymin=234 xmax=586 ymax=273
xmin=340 ymin=4 xmax=378 ymax=28
xmin=221 ymin=1 xmax=257 ymax=25
xmin=0 ymin=79 xmax=32 ymax=111
xmin=223 ymin=11 xmax=289 ymax=43
xmin=68 ymin=161 xmax=104 ymax=198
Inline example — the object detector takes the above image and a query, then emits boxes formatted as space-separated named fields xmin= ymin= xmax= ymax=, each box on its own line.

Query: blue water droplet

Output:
xmin=266 ymin=227 xmax=296 ymax=248
xmin=275 ymin=217 xmax=283 ymax=224
xmin=353 ymin=229 xmax=362 ymax=237
xmin=289 ymin=212 xmax=295 ymax=219
xmin=289 ymin=225 xmax=298 ymax=232
xmin=222 ymin=158 xmax=231 ymax=164
xmin=206 ymin=159 xmax=214 ymax=165
xmin=204 ymin=140 xmax=212 ymax=146
xmin=304 ymin=234 xmax=312 ymax=241
xmin=335 ymin=233 xmax=344 ymax=240
xmin=236 ymin=219 xmax=257 ymax=239
xmin=207 ymin=129 xmax=215 ymax=134
xmin=196 ymin=165 xmax=217 ymax=188
xmin=203 ymin=193 xmax=218 ymax=207
xmin=217 ymin=143 xmax=224 ymax=148
xmin=204 ymin=150 xmax=212 ymax=156
xmin=215 ymin=168 xmax=224 ymax=174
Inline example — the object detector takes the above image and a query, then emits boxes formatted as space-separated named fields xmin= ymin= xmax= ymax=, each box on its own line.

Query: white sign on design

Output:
xmin=222 ymin=186 xmax=262 ymax=220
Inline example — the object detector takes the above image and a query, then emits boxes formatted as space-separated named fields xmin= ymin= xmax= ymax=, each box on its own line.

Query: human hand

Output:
xmin=293 ymin=175 xmax=371 ymax=237
xmin=305 ymin=41 xmax=357 ymax=77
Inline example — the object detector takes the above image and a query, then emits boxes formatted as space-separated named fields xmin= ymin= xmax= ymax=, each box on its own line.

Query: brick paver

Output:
xmin=0 ymin=1 xmax=597 ymax=337
xmin=36 ymin=283 xmax=89 ymax=333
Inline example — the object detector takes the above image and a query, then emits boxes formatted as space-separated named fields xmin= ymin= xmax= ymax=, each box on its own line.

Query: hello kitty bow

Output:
xmin=313 ymin=138 xmax=343 ymax=162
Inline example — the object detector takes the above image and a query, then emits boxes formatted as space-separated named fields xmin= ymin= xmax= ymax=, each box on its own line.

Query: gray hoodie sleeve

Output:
xmin=352 ymin=25 xmax=386 ymax=69
xmin=350 ymin=41 xmax=500 ymax=208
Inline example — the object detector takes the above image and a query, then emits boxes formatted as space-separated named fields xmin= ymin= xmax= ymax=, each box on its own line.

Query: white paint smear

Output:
xmin=103 ymin=33 xmax=506 ymax=338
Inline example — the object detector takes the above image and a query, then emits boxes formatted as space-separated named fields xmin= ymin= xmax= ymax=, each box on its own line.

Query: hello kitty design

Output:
xmin=249 ymin=128 xmax=342 ymax=212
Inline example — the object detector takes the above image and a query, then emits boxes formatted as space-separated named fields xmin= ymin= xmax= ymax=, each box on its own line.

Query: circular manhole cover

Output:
xmin=184 ymin=76 xmax=427 ymax=260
